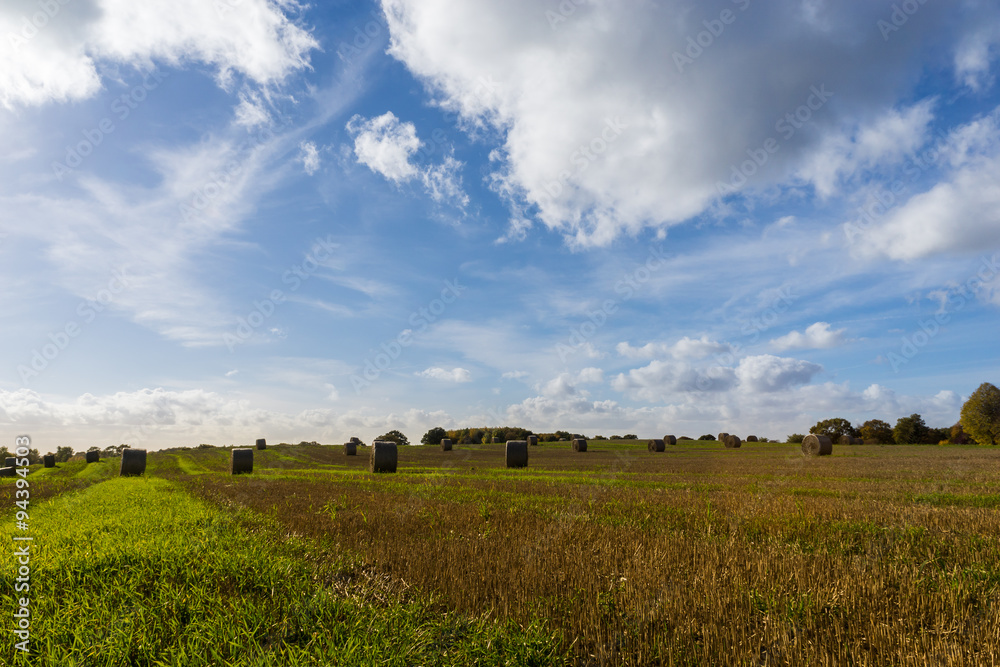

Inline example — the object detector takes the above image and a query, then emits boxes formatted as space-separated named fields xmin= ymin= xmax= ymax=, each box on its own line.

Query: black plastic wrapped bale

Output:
xmin=256 ymin=438 xmax=267 ymax=450
xmin=802 ymin=434 xmax=833 ymax=456
xmin=663 ymin=435 xmax=677 ymax=446
xmin=572 ymin=438 xmax=588 ymax=452
xmin=43 ymin=454 xmax=55 ymax=468
xmin=370 ymin=441 xmax=398 ymax=473
xmin=648 ymin=439 xmax=665 ymax=452
xmin=119 ymin=448 xmax=147 ymax=476
xmin=85 ymin=451 xmax=100 ymax=463
xmin=441 ymin=438 xmax=453 ymax=451
xmin=505 ymin=440 xmax=528 ymax=468
xmin=345 ymin=442 xmax=357 ymax=456
xmin=231 ymin=448 xmax=254 ymax=474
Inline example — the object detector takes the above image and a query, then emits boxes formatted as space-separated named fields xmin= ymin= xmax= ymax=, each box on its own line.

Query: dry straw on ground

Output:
xmin=802 ymin=434 xmax=833 ymax=456
xmin=725 ymin=435 xmax=742 ymax=449
xmin=231 ymin=448 xmax=254 ymax=474
xmin=648 ymin=438 xmax=665 ymax=452
xmin=85 ymin=451 xmax=100 ymax=463
xmin=441 ymin=438 xmax=453 ymax=451
xmin=663 ymin=435 xmax=677 ymax=446
xmin=370 ymin=441 xmax=398 ymax=473
xmin=505 ymin=440 xmax=528 ymax=468
xmin=572 ymin=438 xmax=588 ymax=452
xmin=344 ymin=442 xmax=357 ymax=456
xmin=119 ymin=448 xmax=147 ymax=476
xmin=256 ymin=438 xmax=267 ymax=450
xmin=43 ymin=454 xmax=55 ymax=468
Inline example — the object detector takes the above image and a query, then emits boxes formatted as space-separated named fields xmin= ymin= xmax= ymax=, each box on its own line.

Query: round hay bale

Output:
xmin=119 ymin=448 xmax=147 ymax=476
xmin=492 ymin=436 xmax=501 ymax=443
xmin=0 ymin=467 xmax=14 ymax=478
xmin=43 ymin=454 xmax=55 ymax=468
xmin=746 ymin=435 xmax=758 ymax=442
xmin=527 ymin=435 xmax=538 ymax=446
xmin=4 ymin=457 xmax=15 ymax=467
xmin=505 ymin=440 xmax=528 ymax=468
xmin=231 ymin=448 xmax=254 ymax=474
xmin=718 ymin=432 xmax=729 ymax=443
xmin=802 ymin=434 xmax=833 ymax=456
xmin=370 ymin=440 xmax=398 ymax=473
xmin=663 ymin=435 xmax=677 ymax=446
xmin=572 ymin=438 xmax=588 ymax=452
xmin=852 ymin=437 xmax=864 ymax=445
xmin=344 ymin=442 xmax=357 ymax=456
xmin=724 ymin=435 xmax=742 ymax=449
xmin=440 ymin=438 xmax=453 ymax=451
xmin=85 ymin=450 xmax=100 ymax=463
xmin=256 ymin=438 xmax=267 ymax=450
xmin=648 ymin=438 xmax=665 ymax=452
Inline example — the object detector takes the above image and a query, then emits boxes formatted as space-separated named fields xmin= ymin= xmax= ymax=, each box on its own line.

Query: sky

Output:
xmin=1 ymin=0 xmax=999 ymax=451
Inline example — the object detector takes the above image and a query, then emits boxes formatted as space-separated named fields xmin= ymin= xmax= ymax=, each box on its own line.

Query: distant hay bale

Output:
xmin=527 ymin=435 xmax=538 ymax=446
xmin=85 ymin=451 xmax=100 ymax=463
xmin=663 ymin=435 xmax=677 ymax=446
xmin=492 ymin=436 xmax=501 ymax=443
xmin=43 ymin=454 xmax=55 ymax=468
xmin=724 ymin=435 xmax=742 ymax=449
xmin=838 ymin=435 xmax=863 ymax=446
xmin=718 ymin=432 xmax=729 ymax=443
xmin=4 ymin=457 xmax=15 ymax=467
xmin=441 ymin=438 xmax=453 ymax=451
xmin=505 ymin=440 xmax=528 ymax=468
xmin=802 ymin=434 xmax=833 ymax=456
xmin=370 ymin=440 xmax=398 ymax=473
xmin=648 ymin=438 xmax=665 ymax=452
xmin=852 ymin=437 xmax=864 ymax=445
xmin=572 ymin=438 xmax=588 ymax=452
xmin=746 ymin=435 xmax=758 ymax=442
xmin=0 ymin=467 xmax=13 ymax=478
xmin=119 ymin=448 xmax=147 ymax=476
xmin=345 ymin=442 xmax=357 ymax=456
xmin=231 ymin=448 xmax=254 ymax=474
xmin=256 ymin=438 xmax=266 ymax=450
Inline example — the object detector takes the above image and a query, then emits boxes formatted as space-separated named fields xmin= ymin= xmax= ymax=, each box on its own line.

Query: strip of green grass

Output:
xmin=1 ymin=477 xmax=566 ymax=666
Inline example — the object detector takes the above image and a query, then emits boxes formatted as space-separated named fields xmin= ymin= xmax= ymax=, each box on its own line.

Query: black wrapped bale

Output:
xmin=85 ymin=451 xmax=100 ymax=463
xmin=119 ymin=448 xmax=147 ymax=476
xmin=256 ymin=438 xmax=267 ymax=450
xmin=663 ymin=435 xmax=677 ymax=446
xmin=527 ymin=435 xmax=538 ymax=446
xmin=648 ymin=439 xmax=665 ymax=452
xmin=724 ymin=435 xmax=742 ymax=449
xmin=4 ymin=457 xmax=15 ymax=467
xmin=345 ymin=442 xmax=357 ymax=456
xmin=43 ymin=454 xmax=55 ymax=468
xmin=441 ymin=438 xmax=453 ymax=451
xmin=572 ymin=438 xmax=588 ymax=452
xmin=231 ymin=448 xmax=254 ymax=474
xmin=370 ymin=440 xmax=398 ymax=473
xmin=505 ymin=440 xmax=528 ymax=468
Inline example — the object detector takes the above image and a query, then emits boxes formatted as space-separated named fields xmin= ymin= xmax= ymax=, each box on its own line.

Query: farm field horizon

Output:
xmin=4 ymin=439 xmax=999 ymax=665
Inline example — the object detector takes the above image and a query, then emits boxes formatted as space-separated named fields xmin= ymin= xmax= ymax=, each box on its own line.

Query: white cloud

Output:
xmin=347 ymin=111 xmax=468 ymax=207
xmin=955 ymin=23 xmax=1000 ymax=91
xmin=417 ymin=367 xmax=472 ymax=382
xmin=0 ymin=0 xmax=319 ymax=110
xmin=770 ymin=322 xmax=848 ymax=351
xmin=234 ymin=90 xmax=271 ymax=129
xmin=617 ymin=336 xmax=730 ymax=361
xmin=735 ymin=355 xmax=822 ymax=393
xmin=299 ymin=141 xmax=320 ymax=175
xmin=612 ymin=360 xmax=737 ymax=401
xmin=380 ymin=0 xmax=980 ymax=246
xmin=501 ymin=370 xmax=528 ymax=380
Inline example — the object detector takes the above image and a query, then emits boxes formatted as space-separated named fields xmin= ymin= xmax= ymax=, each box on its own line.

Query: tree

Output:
xmin=421 ymin=427 xmax=447 ymax=445
xmin=809 ymin=418 xmax=858 ymax=441
xmin=377 ymin=430 xmax=410 ymax=446
xmin=927 ymin=427 xmax=950 ymax=444
xmin=859 ymin=419 xmax=894 ymax=444
xmin=698 ymin=434 xmax=716 ymax=441
xmin=787 ymin=434 xmax=805 ymax=443
xmin=893 ymin=414 xmax=929 ymax=444
xmin=0 ymin=446 xmax=9 ymax=460
xmin=950 ymin=422 xmax=973 ymax=445
xmin=55 ymin=446 xmax=74 ymax=462
xmin=960 ymin=382 xmax=1000 ymax=446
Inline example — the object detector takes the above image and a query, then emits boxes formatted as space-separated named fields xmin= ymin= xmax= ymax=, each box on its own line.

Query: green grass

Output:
xmin=0 ymin=477 xmax=566 ymax=666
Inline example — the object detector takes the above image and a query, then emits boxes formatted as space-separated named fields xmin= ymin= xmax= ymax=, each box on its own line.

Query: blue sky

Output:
xmin=2 ymin=0 xmax=999 ymax=450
